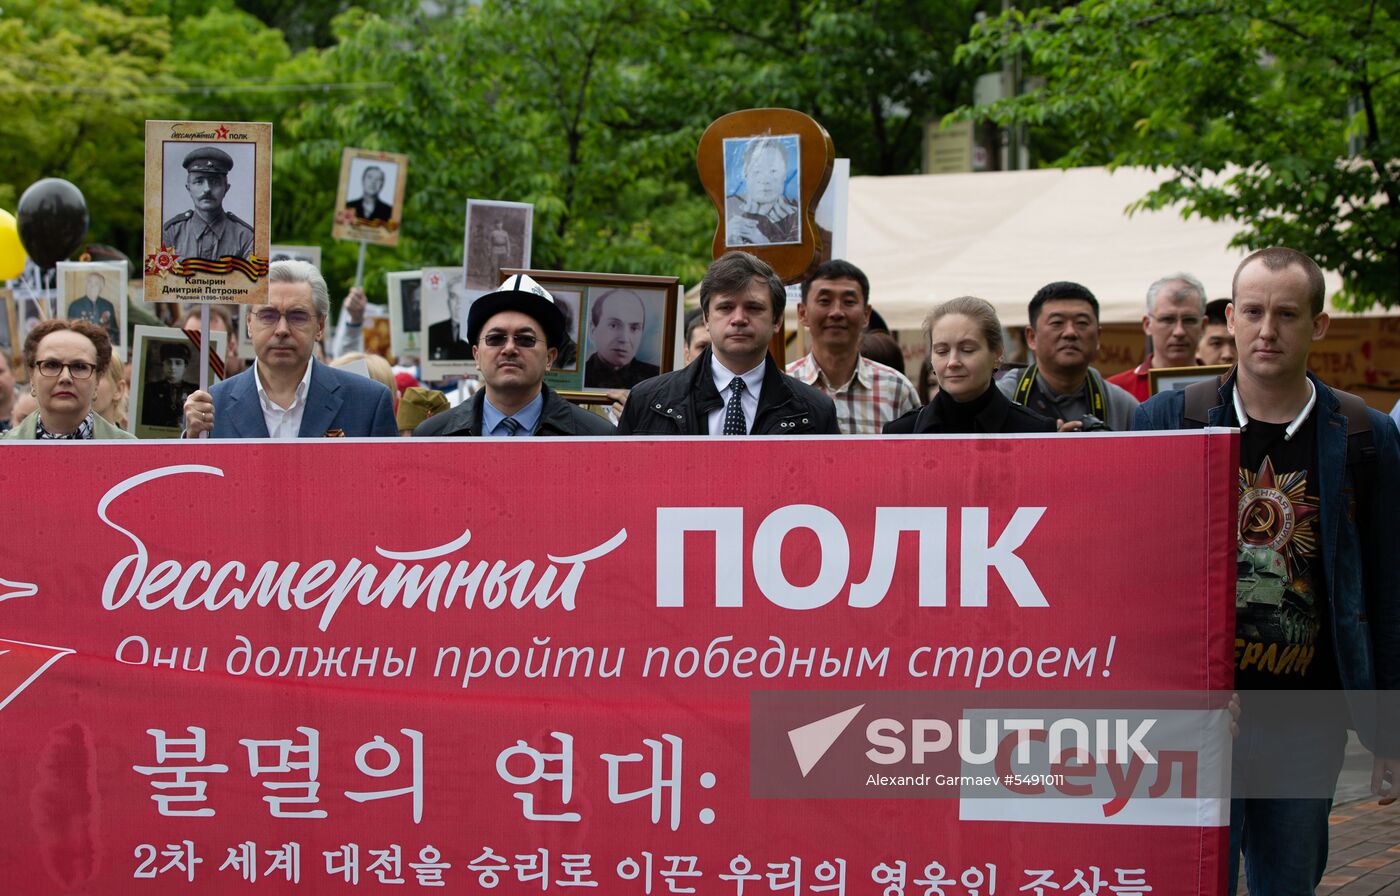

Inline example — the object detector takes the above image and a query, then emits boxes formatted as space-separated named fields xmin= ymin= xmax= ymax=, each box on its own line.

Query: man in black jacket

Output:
xmin=414 ymin=274 xmax=614 ymax=437
xmin=618 ymin=251 xmax=837 ymax=435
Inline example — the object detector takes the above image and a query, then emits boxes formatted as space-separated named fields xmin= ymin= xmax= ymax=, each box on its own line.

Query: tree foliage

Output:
xmin=0 ymin=0 xmax=987 ymax=301
xmin=957 ymin=0 xmax=1400 ymax=310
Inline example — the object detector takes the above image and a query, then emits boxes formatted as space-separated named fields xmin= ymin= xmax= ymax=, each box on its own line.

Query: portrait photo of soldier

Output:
xmin=60 ymin=265 xmax=125 ymax=355
xmin=723 ymin=135 xmax=802 ymax=248
xmin=464 ymin=200 xmax=532 ymax=289
xmin=140 ymin=340 xmax=198 ymax=429
xmin=160 ymin=144 xmax=256 ymax=262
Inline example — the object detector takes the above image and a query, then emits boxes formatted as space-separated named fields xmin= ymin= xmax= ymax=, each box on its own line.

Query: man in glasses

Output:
xmin=182 ymin=260 xmax=397 ymax=438
xmin=414 ymin=274 xmax=614 ymax=437
xmin=1107 ymin=272 xmax=1208 ymax=401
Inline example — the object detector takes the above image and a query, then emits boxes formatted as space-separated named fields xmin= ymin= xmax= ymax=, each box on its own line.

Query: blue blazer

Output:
xmin=210 ymin=360 xmax=398 ymax=438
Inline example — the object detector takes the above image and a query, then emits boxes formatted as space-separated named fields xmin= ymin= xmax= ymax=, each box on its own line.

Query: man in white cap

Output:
xmin=413 ymin=275 xmax=615 ymax=437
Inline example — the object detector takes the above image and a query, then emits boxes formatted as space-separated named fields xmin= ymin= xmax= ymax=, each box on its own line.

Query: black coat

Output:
xmin=617 ymin=349 xmax=839 ymax=435
xmin=883 ymin=385 xmax=1055 ymax=434
xmin=413 ymin=383 xmax=615 ymax=437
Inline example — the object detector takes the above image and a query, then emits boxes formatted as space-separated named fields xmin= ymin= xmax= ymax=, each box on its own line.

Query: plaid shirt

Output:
xmin=786 ymin=353 xmax=920 ymax=434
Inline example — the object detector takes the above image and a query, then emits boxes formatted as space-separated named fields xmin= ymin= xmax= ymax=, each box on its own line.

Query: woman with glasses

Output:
xmin=884 ymin=296 xmax=1054 ymax=435
xmin=5 ymin=319 xmax=135 ymax=440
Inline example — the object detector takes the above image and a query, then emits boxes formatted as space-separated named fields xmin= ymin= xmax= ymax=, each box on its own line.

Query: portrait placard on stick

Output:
xmin=128 ymin=324 xmax=228 ymax=439
xmin=333 ymin=148 xmax=408 ymax=247
xmin=56 ymin=261 xmax=128 ymax=361
xmin=420 ymin=266 xmax=478 ymax=382
xmin=386 ymin=270 xmax=423 ymax=360
xmin=143 ymin=120 xmax=271 ymax=305
xmin=464 ymin=199 xmax=532 ymax=290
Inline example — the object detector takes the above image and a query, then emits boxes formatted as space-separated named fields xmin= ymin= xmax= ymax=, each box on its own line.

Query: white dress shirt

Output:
xmin=254 ymin=357 xmax=315 ymax=439
xmin=706 ymin=356 xmax=765 ymax=435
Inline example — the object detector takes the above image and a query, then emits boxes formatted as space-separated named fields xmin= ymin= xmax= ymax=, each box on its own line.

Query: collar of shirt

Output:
xmin=708 ymin=355 xmax=765 ymax=435
xmin=792 ymin=352 xmax=869 ymax=394
xmin=36 ymin=413 xmax=94 ymax=440
xmin=482 ymin=390 xmax=544 ymax=436
xmin=254 ymin=356 xmax=315 ymax=439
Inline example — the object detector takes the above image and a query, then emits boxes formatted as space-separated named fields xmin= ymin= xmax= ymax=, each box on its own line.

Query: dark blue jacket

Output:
xmin=210 ymin=360 xmax=398 ymax=438
xmin=1135 ymin=372 xmax=1400 ymax=752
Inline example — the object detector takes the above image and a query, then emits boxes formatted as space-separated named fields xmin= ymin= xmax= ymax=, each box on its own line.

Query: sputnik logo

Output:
xmin=787 ymin=704 xmax=864 ymax=777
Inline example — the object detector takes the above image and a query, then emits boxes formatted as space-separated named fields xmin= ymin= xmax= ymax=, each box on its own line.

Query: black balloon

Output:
xmin=16 ymin=178 xmax=88 ymax=269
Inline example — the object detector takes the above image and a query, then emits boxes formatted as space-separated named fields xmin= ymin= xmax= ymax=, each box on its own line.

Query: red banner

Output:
xmin=0 ymin=433 xmax=1235 ymax=894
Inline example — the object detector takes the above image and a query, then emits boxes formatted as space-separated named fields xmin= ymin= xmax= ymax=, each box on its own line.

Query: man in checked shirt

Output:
xmin=786 ymin=259 xmax=919 ymax=433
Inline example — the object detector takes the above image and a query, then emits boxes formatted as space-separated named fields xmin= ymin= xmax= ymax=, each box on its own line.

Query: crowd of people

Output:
xmin=2 ymin=245 xmax=1397 ymax=894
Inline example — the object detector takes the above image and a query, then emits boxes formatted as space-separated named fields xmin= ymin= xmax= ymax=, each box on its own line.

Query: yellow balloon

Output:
xmin=0 ymin=209 xmax=26 ymax=281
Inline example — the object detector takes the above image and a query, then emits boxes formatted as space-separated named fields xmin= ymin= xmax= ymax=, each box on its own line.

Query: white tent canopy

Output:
xmin=846 ymin=165 xmax=1347 ymax=329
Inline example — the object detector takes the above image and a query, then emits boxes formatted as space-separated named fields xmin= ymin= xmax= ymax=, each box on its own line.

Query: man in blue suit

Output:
xmin=182 ymin=260 xmax=397 ymax=438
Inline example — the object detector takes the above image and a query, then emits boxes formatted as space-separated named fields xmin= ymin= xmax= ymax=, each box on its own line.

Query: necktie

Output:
xmin=500 ymin=417 xmax=521 ymax=436
xmin=723 ymin=377 xmax=747 ymax=435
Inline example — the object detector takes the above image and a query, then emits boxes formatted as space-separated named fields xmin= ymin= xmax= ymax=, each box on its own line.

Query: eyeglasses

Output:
xmin=1151 ymin=315 xmax=1202 ymax=329
xmin=481 ymin=332 xmax=541 ymax=349
xmin=33 ymin=359 xmax=96 ymax=379
xmin=251 ymin=308 xmax=315 ymax=328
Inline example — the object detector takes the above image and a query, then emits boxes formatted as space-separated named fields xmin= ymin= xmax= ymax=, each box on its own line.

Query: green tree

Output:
xmin=688 ymin=0 xmax=993 ymax=176
xmin=957 ymin=0 xmax=1400 ymax=309
xmin=0 ymin=0 xmax=172 ymax=250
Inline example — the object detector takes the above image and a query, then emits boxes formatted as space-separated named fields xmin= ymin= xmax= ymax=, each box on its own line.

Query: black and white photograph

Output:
xmin=128 ymin=324 xmax=227 ymax=439
xmin=159 ymin=141 xmax=258 ymax=262
xmin=550 ymin=287 xmax=582 ymax=372
xmin=463 ymin=199 xmax=532 ymax=290
xmin=332 ymin=148 xmax=409 ymax=247
xmin=420 ymin=266 xmax=480 ymax=381
xmin=387 ymin=270 xmax=423 ymax=359
xmin=57 ymin=261 xmax=127 ymax=361
xmin=231 ymin=304 xmax=255 ymax=360
xmin=144 ymin=120 xmax=272 ymax=305
xmin=0 ymin=289 xmax=15 ymax=368
xmin=581 ymin=286 xmax=668 ymax=390
xmin=269 ymin=244 xmax=323 ymax=269
xmin=723 ymin=134 xmax=802 ymax=248
xmin=19 ymin=296 xmax=47 ymax=342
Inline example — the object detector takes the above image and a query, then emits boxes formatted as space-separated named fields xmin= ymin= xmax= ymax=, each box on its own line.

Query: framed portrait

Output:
xmin=386 ymin=270 xmax=423 ymax=360
xmin=18 ymin=295 xmax=49 ymax=344
xmin=419 ymin=266 xmax=478 ymax=382
xmin=0 ymin=289 xmax=16 ymax=369
xmin=128 ymin=324 xmax=228 ymax=440
xmin=463 ymin=199 xmax=532 ymax=290
xmin=269 ymin=244 xmax=323 ymax=269
xmin=1148 ymin=364 xmax=1231 ymax=396
xmin=332 ymin=148 xmax=409 ymax=247
xmin=722 ymin=134 xmax=801 ymax=248
xmin=57 ymin=261 xmax=128 ymax=361
xmin=143 ymin=120 xmax=272 ymax=305
xmin=228 ymin=305 xmax=255 ymax=360
xmin=503 ymin=269 xmax=679 ymax=400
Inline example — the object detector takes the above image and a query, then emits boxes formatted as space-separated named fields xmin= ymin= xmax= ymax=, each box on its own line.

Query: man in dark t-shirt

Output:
xmin=1135 ymin=247 xmax=1400 ymax=895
